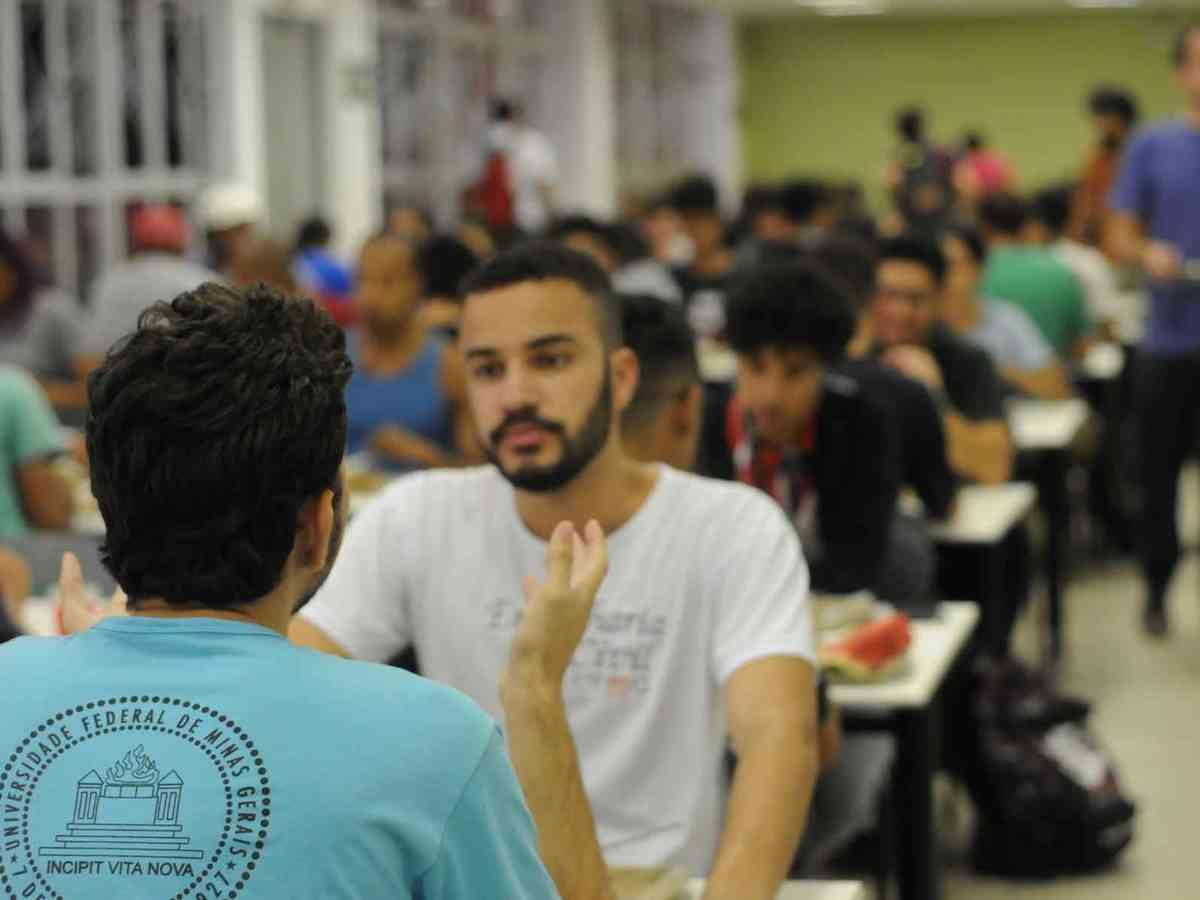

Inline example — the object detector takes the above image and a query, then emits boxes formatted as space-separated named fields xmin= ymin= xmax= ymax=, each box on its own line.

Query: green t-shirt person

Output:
xmin=981 ymin=245 xmax=1090 ymax=357
xmin=0 ymin=365 xmax=65 ymax=537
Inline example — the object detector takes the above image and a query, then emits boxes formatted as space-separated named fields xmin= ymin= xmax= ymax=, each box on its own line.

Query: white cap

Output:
xmin=197 ymin=183 xmax=264 ymax=231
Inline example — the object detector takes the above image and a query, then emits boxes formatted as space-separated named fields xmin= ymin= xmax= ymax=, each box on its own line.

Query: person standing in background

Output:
xmin=1071 ymin=86 xmax=1140 ymax=247
xmin=884 ymin=106 xmax=957 ymax=236
xmin=665 ymin=175 xmax=738 ymax=337
xmin=1107 ymin=23 xmax=1200 ymax=637
xmin=82 ymin=205 xmax=219 ymax=375
xmin=471 ymin=98 xmax=559 ymax=239
xmin=414 ymin=234 xmax=481 ymax=342
xmin=955 ymin=132 xmax=1017 ymax=201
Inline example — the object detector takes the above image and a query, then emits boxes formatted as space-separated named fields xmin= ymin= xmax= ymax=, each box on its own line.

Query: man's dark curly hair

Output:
xmin=86 ymin=282 xmax=352 ymax=610
xmin=725 ymin=263 xmax=857 ymax=365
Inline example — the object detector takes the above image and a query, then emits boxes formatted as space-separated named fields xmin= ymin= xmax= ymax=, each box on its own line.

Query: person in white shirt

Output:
xmin=292 ymin=242 xmax=819 ymax=899
xmin=486 ymin=98 xmax=559 ymax=235
xmin=1029 ymin=185 xmax=1122 ymax=335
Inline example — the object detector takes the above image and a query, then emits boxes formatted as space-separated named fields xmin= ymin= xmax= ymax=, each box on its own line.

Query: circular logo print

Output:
xmin=0 ymin=697 xmax=271 ymax=900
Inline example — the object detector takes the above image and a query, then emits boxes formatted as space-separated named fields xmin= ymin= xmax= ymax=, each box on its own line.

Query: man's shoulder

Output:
xmin=658 ymin=467 xmax=786 ymax=526
xmin=371 ymin=466 xmax=506 ymax=511
xmin=932 ymin=322 xmax=993 ymax=368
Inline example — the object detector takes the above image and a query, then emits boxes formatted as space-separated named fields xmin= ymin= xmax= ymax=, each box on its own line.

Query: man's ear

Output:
xmin=610 ymin=346 xmax=640 ymax=415
xmin=297 ymin=487 xmax=336 ymax=572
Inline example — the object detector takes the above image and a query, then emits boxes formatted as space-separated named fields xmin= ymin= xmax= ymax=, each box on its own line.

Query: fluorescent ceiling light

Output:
xmin=796 ymin=0 xmax=886 ymax=15
xmin=1069 ymin=0 xmax=1138 ymax=7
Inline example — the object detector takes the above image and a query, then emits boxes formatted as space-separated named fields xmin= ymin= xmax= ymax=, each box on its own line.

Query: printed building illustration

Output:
xmin=40 ymin=745 xmax=203 ymax=860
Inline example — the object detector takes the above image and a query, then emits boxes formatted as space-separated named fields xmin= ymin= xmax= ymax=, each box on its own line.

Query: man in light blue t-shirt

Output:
xmin=1108 ymin=23 xmax=1200 ymax=636
xmin=0 ymin=283 xmax=607 ymax=899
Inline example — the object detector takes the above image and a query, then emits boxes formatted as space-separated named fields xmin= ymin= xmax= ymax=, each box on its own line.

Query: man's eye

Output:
xmin=533 ymin=353 xmax=570 ymax=369
xmin=473 ymin=362 xmax=503 ymax=380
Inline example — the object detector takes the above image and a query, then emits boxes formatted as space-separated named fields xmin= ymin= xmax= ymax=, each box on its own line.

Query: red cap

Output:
xmin=131 ymin=206 xmax=189 ymax=254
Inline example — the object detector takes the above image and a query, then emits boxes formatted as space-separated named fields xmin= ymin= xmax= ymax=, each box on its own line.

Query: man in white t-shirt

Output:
xmin=292 ymin=243 xmax=818 ymax=898
xmin=487 ymin=98 xmax=559 ymax=234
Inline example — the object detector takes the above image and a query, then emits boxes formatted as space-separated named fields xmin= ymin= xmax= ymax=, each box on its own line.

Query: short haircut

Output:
xmin=1030 ymin=185 xmax=1073 ymax=237
xmin=943 ymin=223 xmax=988 ymax=267
xmin=808 ymin=236 xmax=879 ymax=313
xmin=725 ymin=262 xmax=857 ymax=364
xmin=459 ymin=241 xmax=622 ymax=348
xmin=666 ymin=175 xmax=720 ymax=215
xmin=619 ymin=293 xmax=699 ymax=432
xmin=606 ymin=222 xmax=651 ymax=265
xmin=964 ymin=131 xmax=985 ymax=152
xmin=416 ymin=235 xmax=480 ymax=301
xmin=87 ymin=283 xmax=351 ymax=610
xmin=296 ymin=216 xmax=331 ymax=251
xmin=896 ymin=106 xmax=925 ymax=142
xmin=878 ymin=233 xmax=948 ymax=287
xmin=546 ymin=215 xmax=616 ymax=252
xmin=1171 ymin=23 xmax=1200 ymax=68
xmin=1088 ymin=86 xmax=1139 ymax=125
xmin=979 ymin=192 xmax=1029 ymax=237
xmin=778 ymin=179 xmax=831 ymax=225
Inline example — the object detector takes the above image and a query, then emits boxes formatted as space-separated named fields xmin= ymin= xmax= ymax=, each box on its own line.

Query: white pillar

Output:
xmin=552 ymin=0 xmax=617 ymax=218
xmin=220 ymin=0 xmax=267 ymax=209
xmin=321 ymin=0 xmax=382 ymax=258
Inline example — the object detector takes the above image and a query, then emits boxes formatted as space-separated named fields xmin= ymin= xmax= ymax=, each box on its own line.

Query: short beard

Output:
xmin=485 ymin=369 xmax=613 ymax=494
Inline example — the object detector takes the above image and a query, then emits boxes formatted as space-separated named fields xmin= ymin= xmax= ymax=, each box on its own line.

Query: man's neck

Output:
xmin=513 ymin=443 xmax=659 ymax=541
xmin=129 ymin=601 xmax=289 ymax=636
xmin=692 ymin=247 xmax=733 ymax=278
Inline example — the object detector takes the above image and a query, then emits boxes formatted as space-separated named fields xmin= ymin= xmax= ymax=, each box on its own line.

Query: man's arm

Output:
xmin=944 ymin=413 xmax=1013 ymax=485
xmin=1002 ymin=363 xmax=1074 ymax=401
xmin=16 ymin=459 xmax=73 ymax=529
xmin=705 ymin=656 xmax=818 ymax=900
xmin=1106 ymin=211 xmax=1182 ymax=280
xmin=502 ymin=520 xmax=614 ymax=900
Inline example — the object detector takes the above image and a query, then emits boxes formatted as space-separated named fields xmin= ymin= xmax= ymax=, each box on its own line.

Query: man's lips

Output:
xmin=501 ymin=424 xmax=551 ymax=449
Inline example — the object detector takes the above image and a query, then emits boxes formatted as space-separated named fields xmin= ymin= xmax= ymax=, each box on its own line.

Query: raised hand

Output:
xmin=58 ymin=552 xmax=127 ymax=635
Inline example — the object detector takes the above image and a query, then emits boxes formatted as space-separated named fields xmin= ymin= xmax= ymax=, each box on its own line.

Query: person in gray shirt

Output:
xmin=82 ymin=205 xmax=220 ymax=370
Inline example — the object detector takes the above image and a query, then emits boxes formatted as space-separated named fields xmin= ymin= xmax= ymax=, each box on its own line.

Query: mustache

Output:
xmin=490 ymin=410 xmax=565 ymax=447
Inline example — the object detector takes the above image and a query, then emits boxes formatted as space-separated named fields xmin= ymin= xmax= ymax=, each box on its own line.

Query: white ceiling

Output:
xmin=668 ymin=0 xmax=1195 ymax=17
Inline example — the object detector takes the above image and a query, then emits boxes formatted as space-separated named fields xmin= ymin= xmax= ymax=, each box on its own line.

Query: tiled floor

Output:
xmin=942 ymin=472 xmax=1200 ymax=899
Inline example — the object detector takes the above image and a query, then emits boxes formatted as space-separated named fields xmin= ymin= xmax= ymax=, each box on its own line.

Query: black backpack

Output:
xmin=965 ymin=659 xmax=1137 ymax=878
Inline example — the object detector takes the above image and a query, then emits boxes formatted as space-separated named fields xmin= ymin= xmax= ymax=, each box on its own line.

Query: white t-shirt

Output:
xmin=488 ymin=123 xmax=559 ymax=233
xmin=1053 ymin=239 xmax=1120 ymax=324
xmin=301 ymin=464 xmax=814 ymax=874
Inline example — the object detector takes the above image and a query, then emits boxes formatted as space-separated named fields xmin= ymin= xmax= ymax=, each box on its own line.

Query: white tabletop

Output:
xmin=829 ymin=602 xmax=979 ymax=710
xmin=1009 ymin=399 xmax=1089 ymax=452
xmin=927 ymin=482 xmax=1036 ymax=545
xmin=686 ymin=879 xmax=864 ymax=900
xmin=20 ymin=594 xmax=59 ymax=636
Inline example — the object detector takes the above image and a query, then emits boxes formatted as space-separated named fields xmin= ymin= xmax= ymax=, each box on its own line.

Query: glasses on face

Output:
xmin=877 ymin=285 xmax=936 ymax=306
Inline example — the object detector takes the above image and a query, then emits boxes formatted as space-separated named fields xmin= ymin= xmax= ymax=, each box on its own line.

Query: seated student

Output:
xmin=9 ymin=283 xmax=597 ymax=899
xmin=978 ymin=192 xmax=1092 ymax=360
xmin=0 ymin=229 xmax=84 ymax=408
xmin=346 ymin=233 xmax=478 ymax=470
xmin=0 ymin=365 xmax=72 ymax=538
xmin=737 ymin=181 xmax=835 ymax=269
xmin=0 ymin=546 xmax=31 ymax=642
xmin=871 ymin=233 xmax=1014 ymax=485
xmin=549 ymin=215 xmax=682 ymax=304
xmin=664 ymin=175 xmax=738 ymax=336
xmin=810 ymin=237 xmax=957 ymax=522
xmin=414 ymin=234 xmax=480 ymax=342
xmin=1027 ymin=184 xmax=1122 ymax=338
xmin=83 ymin=206 xmax=220 ymax=375
xmin=724 ymin=263 xmax=933 ymax=607
xmin=293 ymin=216 xmax=357 ymax=327
xmin=617 ymin=293 xmax=703 ymax=471
xmin=941 ymin=224 xmax=1074 ymax=400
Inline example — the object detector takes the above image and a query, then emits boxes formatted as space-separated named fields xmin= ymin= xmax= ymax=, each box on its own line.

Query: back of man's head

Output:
xmin=296 ymin=216 xmax=332 ymax=252
xmin=778 ymin=180 xmax=831 ymax=227
xmin=416 ymin=234 xmax=480 ymax=300
xmin=619 ymin=293 xmax=699 ymax=436
xmin=726 ymin=263 xmax=857 ymax=364
xmin=1088 ymin=86 xmax=1139 ymax=126
xmin=87 ymin=283 xmax=351 ymax=610
xmin=1030 ymin=186 xmax=1073 ymax=239
xmin=459 ymin=240 xmax=622 ymax=349
xmin=808 ymin=236 xmax=880 ymax=314
xmin=978 ymin=192 xmax=1029 ymax=239
xmin=667 ymin=175 xmax=720 ymax=217
xmin=896 ymin=106 xmax=925 ymax=143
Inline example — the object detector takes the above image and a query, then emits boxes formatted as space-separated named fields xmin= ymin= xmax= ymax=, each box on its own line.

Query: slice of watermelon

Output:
xmin=819 ymin=613 xmax=913 ymax=681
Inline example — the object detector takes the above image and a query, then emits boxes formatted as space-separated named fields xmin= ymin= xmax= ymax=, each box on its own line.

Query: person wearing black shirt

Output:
xmin=664 ymin=175 xmax=738 ymax=337
xmin=724 ymin=262 xmax=935 ymax=607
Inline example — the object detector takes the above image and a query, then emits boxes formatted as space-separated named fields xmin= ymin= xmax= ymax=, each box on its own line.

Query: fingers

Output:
xmin=59 ymin=553 xmax=84 ymax=600
xmin=579 ymin=519 xmax=608 ymax=593
xmin=521 ymin=574 xmax=539 ymax=608
xmin=544 ymin=521 xmax=575 ymax=593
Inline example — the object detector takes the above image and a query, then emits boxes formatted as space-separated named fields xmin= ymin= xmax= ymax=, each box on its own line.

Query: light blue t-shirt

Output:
xmin=0 ymin=616 xmax=559 ymax=899
xmin=965 ymin=299 xmax=1055 ymax=373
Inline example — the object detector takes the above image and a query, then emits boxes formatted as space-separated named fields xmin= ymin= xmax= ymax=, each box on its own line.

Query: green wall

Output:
xmin=739 ymin=11 xmax=1193 ymax=211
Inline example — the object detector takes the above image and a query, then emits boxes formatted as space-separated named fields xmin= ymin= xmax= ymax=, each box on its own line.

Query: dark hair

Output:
xmin=491 ymin=97 xmax=516 ymax=121
xmin=666 ymin=175 xmax=720 ymax=215
xmin=979 ymin=192 xmax=1029 ymax=237
xmin=87 ymin=283 xmax=351 ymax=609
xmin=606 ymin=222 xmax=651 ymax=265
xmin=459 ymin=241 xmax=622 ymax=348
xmin=0 ymin=228 xmax=42 ymax=325
xmin=295 ymin=216 xmax=332 ymax=252
xmin=546 ymin=215 xmax=616 ymax=249
xmin=619 ymin=293 xmax=699 ymax=432
xmin=778 ymin=180 xmax=831 ymax=225
xmin=1172 ymin=23 xmax=1200 ymax=68
xmin=1088 ymin=86 xmax=1139 ymax=125
xmin=1030 ymin=185 xmax=1073 ymax=237
xmin=943 ymin=224 xmax=988 ymax=267
xmin=896 ymin=106 xmax=925 ymax=143
xmin=878 ymin=233 xmax=948 ymax=287
xmin=726 ymin=263 xmax=857 ymax=364
xmin=964 ymin=131 xmax=985 ymax=152
xmin=416 ymin=235 xmax=479 ymax=301
xmin=808 ymin=236 xmax=879 ymax=313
